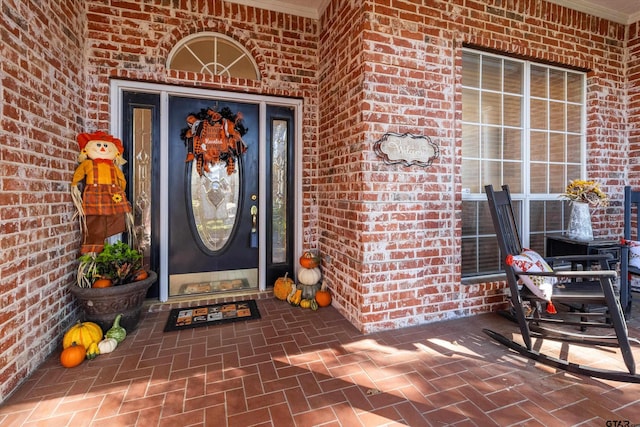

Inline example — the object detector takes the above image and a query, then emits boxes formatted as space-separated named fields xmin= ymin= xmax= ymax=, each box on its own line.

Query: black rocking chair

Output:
xmin=620 ymin=185 xmax=640 ymax=315
xmin=485 ymin=184 xmax=638 ymax=382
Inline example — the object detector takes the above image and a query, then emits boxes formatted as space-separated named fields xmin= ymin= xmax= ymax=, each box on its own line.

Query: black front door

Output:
xmin=167 ymin=96 xmax=260 ymax=296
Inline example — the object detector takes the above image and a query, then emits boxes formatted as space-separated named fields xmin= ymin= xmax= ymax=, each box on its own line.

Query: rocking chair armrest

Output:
xmin=545 ymin=254 xmax=614 ymax=264
xmin=516 ymin=270 xmax=617 ymax=279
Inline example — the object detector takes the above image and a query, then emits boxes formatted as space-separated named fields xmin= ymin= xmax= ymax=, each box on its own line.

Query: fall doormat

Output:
xmin=163 ymin=300 xmax=261 ymax=332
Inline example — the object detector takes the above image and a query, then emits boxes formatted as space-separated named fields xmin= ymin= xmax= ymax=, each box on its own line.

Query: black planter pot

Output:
xmin=69 ymin=270 xmax=157 ymax=332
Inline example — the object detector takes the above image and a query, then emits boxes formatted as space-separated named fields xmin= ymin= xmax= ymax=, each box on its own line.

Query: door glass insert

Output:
xmin=271 ymin=120 xmax=288 ymax=264
xmin=190 ymin=161 xmax=240 ymax=252
xmin=132 ymin=108 xmax=152 ymax=263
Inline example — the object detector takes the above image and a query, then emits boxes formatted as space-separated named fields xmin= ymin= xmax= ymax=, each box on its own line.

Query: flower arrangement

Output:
xmin=562 ymin=179 xmax=609 ymax=207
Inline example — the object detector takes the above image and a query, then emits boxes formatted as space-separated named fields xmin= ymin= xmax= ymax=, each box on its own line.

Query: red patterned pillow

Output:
xmin=506 ymin=249 xmax=556 ymax=301
xmin=625 ymin=239 xmax=640 ymax=269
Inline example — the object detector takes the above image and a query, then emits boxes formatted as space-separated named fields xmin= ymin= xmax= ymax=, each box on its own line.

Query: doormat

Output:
xmin=163 ymin=300 xmax=261 ymax=332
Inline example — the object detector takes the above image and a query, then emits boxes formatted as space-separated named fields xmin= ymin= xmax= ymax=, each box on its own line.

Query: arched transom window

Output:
xmin=167 ymin=32 xmax=259 ymax=80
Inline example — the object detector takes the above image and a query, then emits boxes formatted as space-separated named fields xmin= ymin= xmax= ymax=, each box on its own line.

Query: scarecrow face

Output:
xmin=85 ymin=139 xmax=119 ymax=160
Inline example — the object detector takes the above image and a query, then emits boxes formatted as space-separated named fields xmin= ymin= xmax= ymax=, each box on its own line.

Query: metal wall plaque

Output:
xmin=374 ymin=132 xmax=439 ymax=167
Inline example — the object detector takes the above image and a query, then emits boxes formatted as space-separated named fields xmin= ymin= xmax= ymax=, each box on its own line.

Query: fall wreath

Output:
xmin=180 ymin=106 xmax=248 ymax=176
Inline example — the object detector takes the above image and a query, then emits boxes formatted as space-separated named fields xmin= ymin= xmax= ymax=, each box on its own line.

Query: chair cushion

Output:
xmin=625 ymin=239 xmax=640 ymax=269
xmin=506 ymin=249 xmax=556 ymax=300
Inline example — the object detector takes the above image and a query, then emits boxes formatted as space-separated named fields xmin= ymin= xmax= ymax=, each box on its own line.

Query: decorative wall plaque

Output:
xmin=374 ymin=132 xmax=439 ymax=168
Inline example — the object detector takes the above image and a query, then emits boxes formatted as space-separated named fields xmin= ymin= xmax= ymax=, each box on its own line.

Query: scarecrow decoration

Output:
xmin=71 ymin=131 xmax=134 ymax=254
xmin=180 ymin=106 xmax=248 ymax=176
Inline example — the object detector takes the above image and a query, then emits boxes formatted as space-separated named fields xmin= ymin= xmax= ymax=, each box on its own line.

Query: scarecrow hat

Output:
xmin=77 ymin=131 xmax=124 ymax=154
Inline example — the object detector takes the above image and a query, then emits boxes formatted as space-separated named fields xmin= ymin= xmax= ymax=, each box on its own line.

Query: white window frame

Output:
xmin=461 ymin=48 xmax=587 ymax=277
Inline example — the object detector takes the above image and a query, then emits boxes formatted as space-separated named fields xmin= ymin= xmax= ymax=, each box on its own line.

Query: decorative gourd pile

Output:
xmin=60 ymin=314 xmax=127 ymax=368
xmin=273 ymin=251 xmax=331 ymax=310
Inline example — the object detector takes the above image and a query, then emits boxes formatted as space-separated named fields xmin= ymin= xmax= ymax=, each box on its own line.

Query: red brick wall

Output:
xmin=0 ymin=0 xmax=320 ymax=404
xmin=630 ymin=22 xmax=640 ymax=183
xmin=85 ymin=1 xmax=319 ymax=127
xmin=0 ymin=0 xmax=87 ymax=401
xmin=317 ymin=0 xmax=631 ymax=333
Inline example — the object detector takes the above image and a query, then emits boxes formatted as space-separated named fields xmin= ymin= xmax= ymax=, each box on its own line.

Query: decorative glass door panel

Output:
xmin=265 ymin=106 xmax=295 ymax=286
xmin=122 ymin=92 xmax=160 ymax=298
xmin=271 ymin=119 xmax=288 ymax=264
xmin=191 ymin=161 xmax=240 ymax=252
xmin=131 ymin=108 xmax=153 ymax=258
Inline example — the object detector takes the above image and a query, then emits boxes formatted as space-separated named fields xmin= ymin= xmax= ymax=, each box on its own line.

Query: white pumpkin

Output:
xmin=298 ymin=267 xmax=321 ymax=286
xmin=97 ymin=337 xmax=118 ymax=354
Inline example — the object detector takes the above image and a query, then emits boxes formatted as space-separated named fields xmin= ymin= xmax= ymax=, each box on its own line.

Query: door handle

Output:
xmin=250 ymin=205 xmax=257 ymax=231
xmin=250 ymin=205 xmax=258 ymax=248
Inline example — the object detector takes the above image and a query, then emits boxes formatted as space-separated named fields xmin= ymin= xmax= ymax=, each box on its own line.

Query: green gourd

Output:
xmin=105 ymin=314 xmax=127 ymax=343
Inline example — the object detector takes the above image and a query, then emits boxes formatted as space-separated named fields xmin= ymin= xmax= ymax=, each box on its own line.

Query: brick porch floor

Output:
xmin=1 ymin=293 xmax=639 ymax=426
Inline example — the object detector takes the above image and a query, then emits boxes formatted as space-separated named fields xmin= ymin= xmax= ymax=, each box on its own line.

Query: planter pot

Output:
xmin=300 ymin=282 xmax=321 ymax=299
xmin=69 ymin=270 xmax=157 ymax=332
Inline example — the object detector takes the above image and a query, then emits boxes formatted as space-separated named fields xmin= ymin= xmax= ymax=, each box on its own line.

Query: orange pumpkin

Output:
xmin=315 ymin=284 xmax=332 ymax=307
xmin=299 ymin=251 xmax=320 ymax=269
xmin=132 ymin=269 xmax=148 ymax=281
xmin=273 ymin=272 xmax=294 ymax=301
xmin=60 ymin=342 xmax=86 ymax=368
xmin=92 ymin=278 xmax=113 ymax=288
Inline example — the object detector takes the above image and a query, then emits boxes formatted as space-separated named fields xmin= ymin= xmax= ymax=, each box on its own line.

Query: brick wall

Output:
xmin=317 ymin=0 xmax=632 ymax=333
xmin=0 ymin=0 xmax=87 ymax=402
xmin=85 ymin=1 xmax=319 ymax=127
xmin=630 ymin=22 xmax=640 ymax=183
xmin=0 ymin=0 xmax=320 ymax=404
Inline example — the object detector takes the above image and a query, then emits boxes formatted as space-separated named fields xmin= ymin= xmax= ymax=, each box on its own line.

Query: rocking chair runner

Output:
xmin=484 ymin=184 xmax=638 ymax=382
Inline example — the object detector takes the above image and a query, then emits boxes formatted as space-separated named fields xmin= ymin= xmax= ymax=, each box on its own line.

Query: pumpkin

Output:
xmin=300 ymin=299 xmax=312 ymax=309
xmin=97 ymin=337 xmax=118 ymax=354
xmin=63 ymin=321 xmax=103 ymax=350
xmin=92 ymin=278 xmax=113 ymax=288
xmin=273 ymin=272 xmax=294 ymax=301
xmin=299 ymin=251 xmax=321 ymax=269
xmin=315 ymin=284 xmax=332 ymax=307
xmin=60 ymin=342 xmax=86 ymax=368
xmin=298 ymin=267 xmax=321 ymax=286
xmin=86 ymin=342 xmax=100 ymax=360
xmin=132 ymin=269 xmax=148 ymax=281
xmin=105 ymin=314 xmax=127 ymax=343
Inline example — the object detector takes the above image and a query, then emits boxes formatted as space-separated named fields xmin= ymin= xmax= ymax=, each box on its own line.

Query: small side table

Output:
xmin=545 ymin=235 xmax=628 ymax=312
xmin=546 ymin=235 xmax=620 ymax=261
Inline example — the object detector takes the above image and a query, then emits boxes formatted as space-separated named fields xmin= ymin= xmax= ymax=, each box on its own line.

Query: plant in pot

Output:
xmin=70 ymin=241 xmax=156 ymax=332
xmin=76 ymin=241 xmax=145 ymax=288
